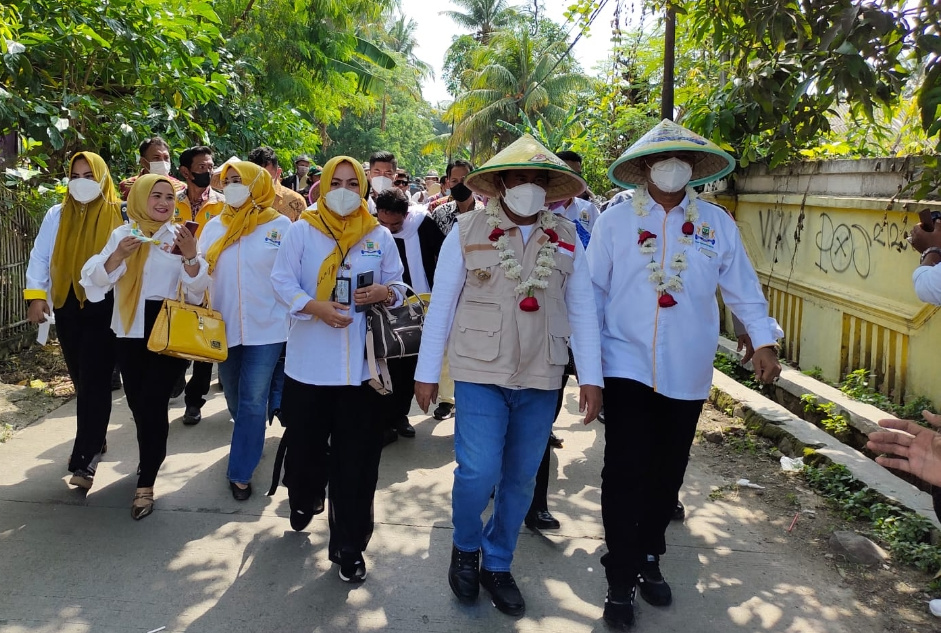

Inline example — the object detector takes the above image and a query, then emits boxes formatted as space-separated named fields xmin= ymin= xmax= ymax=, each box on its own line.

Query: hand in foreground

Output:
xmin=173 ymin=225 xmax=198 ymax=260
xmin=305 ymin=300 xmax=353 ymax=328
xmin=737 ymin=333 xmax=755 ymax=364
xmin=414 ymin=381 xmax=439 ymax=414
xmin=354 ymin=283 xmax=388 ymax=306
xmin=867 ymin=411 xmax=941 ymax=487
xmin=909 ymin=222 xmax=941 ymax=254
xmin=114 ymin=236 xmax=143 ymax=261
xmin=579 ymin=384 xmax=603 ymax=425
xmin=27 ymin=299 xmax=50 ymax=324
xmin=751 ymin=346 xmax=781 ymax=384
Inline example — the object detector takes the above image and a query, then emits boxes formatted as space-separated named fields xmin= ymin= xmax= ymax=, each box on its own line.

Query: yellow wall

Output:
xmin=713 ymin=189 xmax=941 ymax=404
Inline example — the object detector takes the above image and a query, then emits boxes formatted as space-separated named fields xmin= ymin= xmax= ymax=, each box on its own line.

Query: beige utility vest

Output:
xmin=448 ymin=207 xmax=576 ymax=390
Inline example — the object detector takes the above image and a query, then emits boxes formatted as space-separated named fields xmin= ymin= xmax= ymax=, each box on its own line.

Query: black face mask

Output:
xmin=451 ymin=182 xmax=473 ymax=203
xmin=191 ymin=171 xmax=212 ymax=188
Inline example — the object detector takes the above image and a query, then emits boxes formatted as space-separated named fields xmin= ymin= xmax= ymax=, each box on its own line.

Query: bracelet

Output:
xmin=384 ymin=286 xmax=395 ymax=306
xmin=920 ymin=247 xmax=941 ymax=266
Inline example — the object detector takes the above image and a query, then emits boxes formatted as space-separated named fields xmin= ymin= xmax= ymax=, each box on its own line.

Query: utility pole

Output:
xmin=661 ymin=3 xmax=675 ymax=121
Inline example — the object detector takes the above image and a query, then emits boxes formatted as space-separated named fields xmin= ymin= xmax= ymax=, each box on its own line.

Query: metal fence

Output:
xmin=0 ymin=186 xmax=38 ymax=356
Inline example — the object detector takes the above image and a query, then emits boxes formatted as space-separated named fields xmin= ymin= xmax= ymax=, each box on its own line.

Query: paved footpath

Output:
xmin=0 ymin=379 xmax=892 ymax=633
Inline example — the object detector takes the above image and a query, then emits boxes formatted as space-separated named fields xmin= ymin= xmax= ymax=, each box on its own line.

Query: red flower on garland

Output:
xmin=519 ymin=296 xmax=540 ymax=312
xmin=544 ymin=228 xmax=559 ymax=243
xmin=658 ymin=292 xmax=678 ymax=308
xmin=637 ymin=230 xmax=657 ymax=244
xmin=489 ymin=228 xmax=506 ymax=241
xmin=682 ymin=221 xmax=695 ymax=235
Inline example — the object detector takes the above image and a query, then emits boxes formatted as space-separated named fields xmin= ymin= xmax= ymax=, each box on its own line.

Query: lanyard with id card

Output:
xmin=326 ymin=223 xmax=353 ymax=305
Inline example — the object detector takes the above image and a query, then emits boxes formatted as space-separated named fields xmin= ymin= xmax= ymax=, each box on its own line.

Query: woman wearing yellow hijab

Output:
xmin=270 ymin=156 xmax=404 ymax=583
xmin=197 ymin=161 xmax=292 ymax=501
xmin=81 ymin=174 xmax=209 ymax=519
xmin=23 ymin=152 xmax=122 ymax=491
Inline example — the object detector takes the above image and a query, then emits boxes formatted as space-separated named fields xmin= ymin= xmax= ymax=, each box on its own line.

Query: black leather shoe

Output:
xmin=433 ymin=402 xmax=454 ymax=420
xmin=182 ymin=405 xmax=202 ymax=426
xmin=524 ymin=509 xmax=561 ymax=530
xmin=603 ymin=584 xmax=636 ymax=630
xmin=289 ymin=498 xmax=324 ymax=531
xmin=637 ymin=554 xmax=672 ymax=606
xmin=382 ymin=428 xmax=399 ymax=447
xmin=672 ymin=500 xmax=685 ymax=521
xmin=229 ymin=481 xmax=252 ymax=501
xmin=480 ymin=569 xmax=525 ymax=616
xmin=395 ymin=417 xmax=416 ymax=438
xmin=448 ymin=546 xmax=480 ymax=603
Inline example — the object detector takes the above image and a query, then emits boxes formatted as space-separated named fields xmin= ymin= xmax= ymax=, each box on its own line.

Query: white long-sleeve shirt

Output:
xmin=80 ymin=223 xmax=210 ymax=338
xmin=24 ymin=204 xmax=64 ymax=301
xmin=271 ymin=221 xmax=404 ymax=386
xmin=587 ymin=194 xmax=782 ymax=400
xmin=414 ymin=224 xmax=603 ymax=389
xmin=913 ymin=264 xmax=941 ymax=304
xmin=198 ymin=215 xmax=293 ymax=347
xmin=562 ymin=197 xmax=599 ymax=233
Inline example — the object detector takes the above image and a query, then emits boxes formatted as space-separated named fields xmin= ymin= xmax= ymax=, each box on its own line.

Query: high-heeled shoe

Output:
xmin=132 ymin=487 xmax=154 ymax=520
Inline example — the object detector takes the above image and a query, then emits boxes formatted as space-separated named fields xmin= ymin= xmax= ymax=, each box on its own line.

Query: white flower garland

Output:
xmin=486 ymin=198 xmax=558 ymax=297
xmin=633 ymin=185 xmax=700 ymax=302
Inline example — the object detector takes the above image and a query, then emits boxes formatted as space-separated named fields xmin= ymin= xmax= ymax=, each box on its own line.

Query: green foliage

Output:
xmin=713 ymin=352 xmax=759 ymax=391
xmin=802 ymin=366 xmax=824 ymax=381
xmin=838 ymin=368 xmax=936 ymax=422
xmin=800 ymin=394 xmax=850 ymax=436
xmin=804 ymin=463 xmax=941 ymax=575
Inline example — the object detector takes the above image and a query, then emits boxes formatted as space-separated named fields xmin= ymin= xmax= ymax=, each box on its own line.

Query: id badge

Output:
xmin=334 ymin=277 xmax=351 ymax=305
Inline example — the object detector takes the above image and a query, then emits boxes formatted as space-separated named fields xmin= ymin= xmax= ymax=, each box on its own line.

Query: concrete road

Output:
xmin=0 ymin=379 xmax=887 ymax=632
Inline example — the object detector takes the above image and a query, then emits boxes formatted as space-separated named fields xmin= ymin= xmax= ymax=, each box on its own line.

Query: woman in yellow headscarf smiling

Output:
xmin=197 ymin=161 xmax=293 ymax=501
xmin=81 ymin=174 xmax=209 ymax=520
xmin=270 ymin=156 xmax=404 ymax=584
xmin=23 ymin=151 xmax=122 ymax=491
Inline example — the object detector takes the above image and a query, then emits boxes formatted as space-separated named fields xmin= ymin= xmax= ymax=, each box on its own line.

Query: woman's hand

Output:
xmin=27 ymin=299 xmax=50 ymax=324
xmin=173 ymin=225 xmax=198 ymax=260
xmin=354 ymin=283 xmax=388 ymax=306
xmin=105 ymin=236 xmax=143 ymax=273
xmin=304 ymin=300 xmax=354 ymax=328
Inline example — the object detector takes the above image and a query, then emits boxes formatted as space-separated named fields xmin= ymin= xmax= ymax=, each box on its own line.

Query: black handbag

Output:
xmin=365 ymin=282 xmax=426 ymax=394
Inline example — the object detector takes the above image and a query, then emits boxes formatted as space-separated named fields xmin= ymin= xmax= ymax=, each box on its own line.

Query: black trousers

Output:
xmin=280 ymin=377 xmax=384 ymax=564
xmin=116 ymin=301 xmax=187 ymax=488
xmin=528 ymin=387 xmax=566 ymax=514
xmin=383 ymin=356 xmax=418 ymax=428
xmin=55 ymin=289 xmax=116 ymax=474
xmin=184 ymin=361 xmax=213 ymax=409
xmin=600 ymin=377 xmax=703 ymax=587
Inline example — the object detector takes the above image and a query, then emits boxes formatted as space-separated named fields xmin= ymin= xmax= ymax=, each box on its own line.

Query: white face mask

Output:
xmin=68 ymin=177 xmax=103 ymax=204
xmin=371 ymin=176 xmax=393 ymax=193
xmin=324 ymin=188 xmax=362 ymax=217
xmin=149 ymin=160 xmax=171 ymax=176
xmin=296 ymin=166 xmax=309 ymax=176
xmin=223 ymin=183 xmax=251 ymax=208
xmin=502 ymin=182 xmax=547 ymax=218
xmin=648 ymin=157 xmax=693 ymax=193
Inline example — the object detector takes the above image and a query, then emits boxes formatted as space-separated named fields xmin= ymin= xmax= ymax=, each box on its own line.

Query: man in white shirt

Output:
xmin=414 ymin=134 xmax=603 ymax=618
xmin=588 ymin=119 xmax=783 ymax=630
xmin=553 ymin=150 xmax=599 ymax=234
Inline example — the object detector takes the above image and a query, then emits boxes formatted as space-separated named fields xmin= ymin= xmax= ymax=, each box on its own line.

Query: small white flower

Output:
xmin=640 ymin=243 xmax=656 ymax=255
xmin=649 ymin=271 xmax=666 ymax=283
xmin=633 ymin=187 xmax=651 ymax=217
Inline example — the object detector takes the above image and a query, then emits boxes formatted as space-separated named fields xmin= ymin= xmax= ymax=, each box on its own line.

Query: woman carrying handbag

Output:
xmin=81 ymin=174 xmax=210 ymax=520
xmin=271 ymin=156 xmax=404 ymax=583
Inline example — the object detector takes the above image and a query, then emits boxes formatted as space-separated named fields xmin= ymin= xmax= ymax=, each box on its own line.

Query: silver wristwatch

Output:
xmin=183 ymin=255 xmax=199 ymax=266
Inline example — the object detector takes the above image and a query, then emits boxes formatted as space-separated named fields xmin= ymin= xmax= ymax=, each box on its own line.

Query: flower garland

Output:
xmin=486 ymin=198 xmax=559 ymax=312
xmin=633 ymin=185 xmax=699 ymax=307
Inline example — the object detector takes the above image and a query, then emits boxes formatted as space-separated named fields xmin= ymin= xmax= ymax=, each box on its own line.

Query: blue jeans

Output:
xmin=219 ymin=343 xmax=284 ymax=484
xmin=452 ymin=381 xmax=558 ymax=571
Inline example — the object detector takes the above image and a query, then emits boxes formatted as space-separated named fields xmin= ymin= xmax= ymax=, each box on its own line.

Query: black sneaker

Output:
xmin=672 ymin=500 xmax=685 ymax=521
xmin=448 ymin=546 xmax=480 ymax=603
xmin=524 ymin=509 xmax=561 ymax=530
xmin=433 ymin=402 xmax=454 ymax=420
xmin=480 ymin=569 xmax=525 ymax=616
xmin=637 ymin=554 xmax=672 ymax=606
xmin=382 ymin=428 xmax=399 ymax=447
xmin=289 ymin=498 xmax=324 ymax=532
xmin=603 ymin=584 xmax=636 ymax=630
xmin=170 ymin=373 xmax=186 ymax=399
xmin=338 ymin=553 xmax=367 ymax=583
xmin=182 ymin=405 xmax=202 ymax=426
xmin=395 ymin=417 xmax=416 ymax=438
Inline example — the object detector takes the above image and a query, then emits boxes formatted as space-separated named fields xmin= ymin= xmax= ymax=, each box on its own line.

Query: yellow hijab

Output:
xmin=299 ymin=156 xmax=378 ymax=301
xmin=50 ymin=152 xmax=122 ymax=309
xmin=116 ymin=175 xmax=173 ymax=332
xmin=205 ymin=161 xmax=281 ymax=273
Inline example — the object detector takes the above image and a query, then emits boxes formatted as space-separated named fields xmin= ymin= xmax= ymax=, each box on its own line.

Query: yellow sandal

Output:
xmin=131 ymin=487 xmax=154 ymax=520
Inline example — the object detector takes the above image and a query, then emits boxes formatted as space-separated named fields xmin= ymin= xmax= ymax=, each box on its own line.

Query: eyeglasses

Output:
xmin=394 ymin=180 xmax=409 ymax=186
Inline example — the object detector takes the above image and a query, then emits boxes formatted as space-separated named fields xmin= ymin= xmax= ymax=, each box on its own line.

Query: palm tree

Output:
xmin=384 ymin=14 xmax=434 ymax=81
xmin=440 ymin=0 xmax=518 ymax=45
xmin=444 ymin=29 xmax=590 ymax=159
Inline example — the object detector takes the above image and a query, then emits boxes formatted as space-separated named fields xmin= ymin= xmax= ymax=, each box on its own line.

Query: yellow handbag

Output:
xmin=146 ymin=284 xmax=228 ymax=363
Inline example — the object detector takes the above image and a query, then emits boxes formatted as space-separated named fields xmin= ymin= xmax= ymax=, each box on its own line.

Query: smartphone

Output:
xmin=172 ymin=221 xmax=200 ymax=255
xmin=355 ymin=270 xmax=374 ymax=313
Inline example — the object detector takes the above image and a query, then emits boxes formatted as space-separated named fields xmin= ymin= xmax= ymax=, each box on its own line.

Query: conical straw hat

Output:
xmin=608 ymin=119 xmax=736 ymax=189
xmin=464 ymin=134 xmax=587 ymax=203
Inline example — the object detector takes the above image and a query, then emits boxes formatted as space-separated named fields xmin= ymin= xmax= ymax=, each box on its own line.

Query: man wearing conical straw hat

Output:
xmin=587 ymin=119 xmax=783 ymax=629
xmin=414 ymin=134 xmax=603 ymax=617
